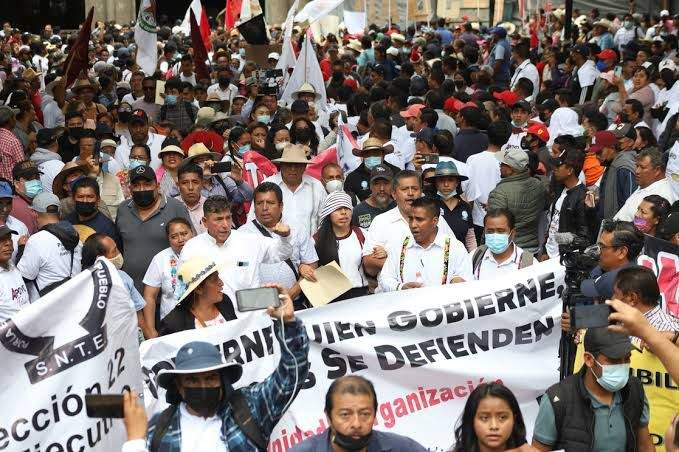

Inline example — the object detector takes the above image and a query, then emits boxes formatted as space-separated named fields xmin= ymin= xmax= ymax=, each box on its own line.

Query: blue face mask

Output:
xmin=591 ymin=356 xmax=630 ymax=392
xmin=165 ymin=95 xmax=178 ymax=106
xmin=256 ymin=115 xmax=270 ymax=124
xmin=25 ymin=180 xmax=43 ymax=198
xmin=129 ymin=159 xmax=146 ymax=170
xmin=364 ymin=156 xmax=382 ymax=170
xmin=596 ymin=61 xmax=608 ymax=72
xmin=485 ymin=233 xmax=511 ymax=254
xmin=238 ymin=144 xmax=251 ymax=156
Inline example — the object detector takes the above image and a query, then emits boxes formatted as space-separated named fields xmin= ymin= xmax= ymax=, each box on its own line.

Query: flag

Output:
xmin=294 ymin=0 xmax=344 ymax=24
xmin=225 ymin=0 xmax=243 ymax=29
xmin=280 ymin=29 xmax=327 ymax=107
xmin=236 ymin=0 xmax=269 ymax=44
xmin=335 ymin=114 xmax=362 ymax=173
xmin=63 ymin=7 xmax=94 ymax=88
xmin=181 ymin=0 xmax=212 ymax=51
xmin=134 ymin=0 xmax=158 ymax=76
xmin=304 ymin=147 xmax=338 ymax=181
xmin=276 ymin=0 xmax=300 ymax=85
xmin=190 ymin=10 xmax=210 ymax=82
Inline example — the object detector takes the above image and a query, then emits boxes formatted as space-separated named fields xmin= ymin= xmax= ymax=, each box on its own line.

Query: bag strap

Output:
xmin=149 ymin=404 xmax=178 ymax=452
xmin=252 ymin=220 xmax=299 ymax=279
xmin=230 ymin=389 xmax=268 ymax=450
xmin=518 ymin=250 xmax=534 ymax=269
xmin=184 ymin=101 xmax=195 ymax=124
xmin=352 ymin=226 xmax=365 ymax=247
xmin=471 ymin=245 xmax=488 ymax=275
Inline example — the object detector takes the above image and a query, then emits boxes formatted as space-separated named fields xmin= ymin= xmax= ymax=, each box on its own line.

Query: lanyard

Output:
xmin=399 ymin=236 xmax=451 ymax=285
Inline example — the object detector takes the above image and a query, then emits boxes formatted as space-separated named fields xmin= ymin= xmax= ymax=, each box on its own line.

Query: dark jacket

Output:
xmin=345 ymin=161 xmax=401 ymax=201
xmin=453 ymin=128 xmax=489 ymax=162
xmin=158 ymin=296 xmax=236 ymax=336
xmin=551 ymin=183 xmax=591 ymax=249
xmin=289 ymin=429 xmax=428 ymax=452
xmin=544 ymin=366 xmax=644 ymax=452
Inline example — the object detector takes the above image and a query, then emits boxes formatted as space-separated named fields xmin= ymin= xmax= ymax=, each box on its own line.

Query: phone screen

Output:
xmin=236 ymin=287 xmax=280 ymax=312
xmin=85 ymin=394 xmax=124 ymax=418
xmin=570 ymin=304 xmax=612 ymax=329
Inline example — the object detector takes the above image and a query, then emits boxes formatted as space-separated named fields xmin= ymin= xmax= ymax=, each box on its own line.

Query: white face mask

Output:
xmin=110 ymin=253 xmax=124 ymax=270
xmin=275 ymin=141 xmax=290 ymax=151
xmin=325 ymin=179 xmax=344 ymax=193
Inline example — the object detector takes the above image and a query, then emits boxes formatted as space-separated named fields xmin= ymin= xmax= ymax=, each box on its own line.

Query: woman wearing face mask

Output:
xmin=156 ymin=140 xmax=185 ymax=198
xmin=425 ymin=161 xmax=476 ymax=251
xmin=249 ymin=102 xmax=271 ymax=125
xmin=264 ymin=124 xmax=291 ymax=160
xmin=81 ymin=233 xmax=148 ymax=337
xmin=114 ymin=102 xmax=133 ymax=141
xmin=290 ymin=118 xmax=319 ymax=156
xmin=142 ymin=217 xmax=195 ymax=339
xmin=309 ymin=191 xmax=368 ymax=302
xmin=248 ymin=122 xmax=269 ymax=156
xmin=634 ymin=194 xmax=671 ymax=237
xmin=633 ymin=126 xmax=658 ymax=153
xmin=453 ymin=71 xmax=474 ymax=96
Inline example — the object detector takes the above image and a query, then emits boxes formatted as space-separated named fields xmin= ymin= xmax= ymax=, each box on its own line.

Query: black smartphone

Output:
xmin=236 ymin=287 xmax=281 ymax=312
xmin=211 ymin=161 xmax=232 ymax=173
xmin=570 ymin=304 xmax=612 ymax=329
xmin=85 ymin=394 xmax=124 ymax=418
xmin=422 ymin=154 xmax=440 ymax=164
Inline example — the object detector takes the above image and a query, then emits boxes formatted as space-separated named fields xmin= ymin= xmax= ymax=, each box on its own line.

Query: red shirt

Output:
xmin=0 ymin=128 xmax=25 ymax=182
xmin=11 ymin=196 xmax=37 ymax=235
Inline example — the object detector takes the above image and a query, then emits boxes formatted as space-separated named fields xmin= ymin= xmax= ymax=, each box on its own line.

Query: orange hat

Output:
xmin=526 ymin=123 xmax=550 ymax=142
xmin=492 ymin=90 xmax=519 ymax=107
xmin=399 ymin=103 xmax=425 ymax=118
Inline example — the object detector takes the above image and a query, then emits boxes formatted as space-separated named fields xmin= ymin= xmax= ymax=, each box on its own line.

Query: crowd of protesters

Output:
xmin=0 ymin=4 xmax=678 ymax=451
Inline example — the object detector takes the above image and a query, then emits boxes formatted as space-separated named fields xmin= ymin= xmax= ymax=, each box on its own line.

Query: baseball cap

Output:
xmin=0 ymin=180 xmax=13 ymax=198
xmin=267 ymin=52 xmax=280 ymax=61
xmin=370 ymin=164 xmax=393 ymax=183
xmin=290 ymin=99 xmax=310 ymax=114
xmin=492 ymin=90 xmax=519 ymax=107
xmin=495 ymin=148 xmax=529 ymax=171
xmin=572 ymin=44 xmax=590 ymax=56
xmin=371 ymin=63 xmax=385 ymax=76
xmin=129 ymin=109 xmax=149 ymax=125
xmin=412 ymin=127 xmax=436 ymax=145
xmin=12 ymin=160 xmax=42 ymax=181
xmin=599 ymin=70 xmax=616 ymax=84
xmin=36 ymin=127 xmax=60 ymax=147
xmin=100 ymin=139 xmax=117 ymax=149
xmin=399 ymin=104 xmax=425 ymax=118
xmin=537 ymin=98 xmax=558 ymax=112
xmin=596 ymin=48 xmax=617 ymax=60
xmin=659 ymin=59 xmax=677 ymax=73
xmin=526 ymin=123 xmax=550 ymax=142
xmin=584 ymin=327 xmax=632 ymax=360
xmin=589 ymin=131 xmax=617 ymax=153
xmin=129 ymin=165 xmax=157 ymax=184
xmin=610 ymin=123 xmax=636 ymax=140
xmin=30 ymin=192 xmax=60 ymax=213
xmin=488 ymin=26 xmax=507 ymax=38
xmin=0 ymin=224 xmax=17 ymax=239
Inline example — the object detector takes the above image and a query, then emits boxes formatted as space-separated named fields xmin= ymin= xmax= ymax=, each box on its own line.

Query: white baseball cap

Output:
xmin=659 ymin=59 xmax=677 ymax=73
xmin=267 ymin=52 xmax=280 ymax=61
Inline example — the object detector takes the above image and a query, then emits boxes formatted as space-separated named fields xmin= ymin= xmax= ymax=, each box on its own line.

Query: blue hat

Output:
xmin=425 ymin=160 xmax=469 ymax=182
xmin=489 ymin=27 xmax=507 ymax=38
xmin=580 ymin=266 xmax=629 ymax=299
xmin=156 ymin=341 xmax=242 ymax=389
xmin=572 ymin=45 xmax=590 ymax=56
xmin=412 ymin=127 xmax=436 ymax=145
xmin=0 ymin=181 xmax=12 ymax=198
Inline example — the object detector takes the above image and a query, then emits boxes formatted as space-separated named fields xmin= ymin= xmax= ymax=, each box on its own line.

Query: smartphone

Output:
xmin=211 ymin=161 xmax=232 ymax=173
xmin=236 ymin=287 xmax=281 ymax=312
xmin=423 ymin=154 xmax=440 ymax=164
xmin=85 ymin=394 xmax=124 ymax=418
xmin=570 ymin=304 xmax=612 ymax=329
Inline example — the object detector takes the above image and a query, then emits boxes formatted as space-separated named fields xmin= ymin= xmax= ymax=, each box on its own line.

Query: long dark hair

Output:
xmin=452 ymin=382 xmax=527 ymax=452
xmin=314 ymin=217 xmax=340 ymax=266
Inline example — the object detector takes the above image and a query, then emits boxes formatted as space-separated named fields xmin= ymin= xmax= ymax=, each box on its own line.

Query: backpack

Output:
xmin=471 ymin=244 xmax=533 ymax=276
xmin=150 ymin=389 xmax=267 ymax=451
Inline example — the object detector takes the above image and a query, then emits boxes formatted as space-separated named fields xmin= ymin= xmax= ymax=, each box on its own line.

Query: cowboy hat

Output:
xmin=272 ymin=144 xmax=312 ymax=165
xmin=346 ymin=39 xmax=362 ymax=54
xmin=498 ymin=22 xmax=517 ymax=35
xmin=424 ymin=160 xmax=469 ymax=183
xmin=158 ymin=145 xmax=185 ymax=158
xmin=292 ymin=82 xmax=320 ymax=101
xmin=352 ymin=137 xmax=394 ymax=157
xmin=593 ymin=19 xmax=613 ymax=30
xmin=71 ymin=78 xmax=97 ymax=93
xmin=184 ymin=142 xmax=221 ymax=165
xmin=22 ymin=68 xmax=42 ymax=82
xmin=175 ymin=255 xmax=221 ymax=304
xmin=52 ymin=161 xmax=89 ymax=198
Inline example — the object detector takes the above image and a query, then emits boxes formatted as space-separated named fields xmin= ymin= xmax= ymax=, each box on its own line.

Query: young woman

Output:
xmin=142 ymin=217 xmax=194 ymax=338
xmin=156 ymin=141 xmax=185 ymax=198
xmin=249 ymin=102 xmax=271 ymax=125
xmin=452 ymin=382 xmax=531 ymax=452
xmin=264 ymin=124 xmax=291 ymax=160
xmin=633 ymin=126 xmax=658 ymax=153
xmin=290 ymin=118 xmax=319 ymax=156
xmin=310 ymin=191 xmax=368 ymax=301
xmin=634 ymin=194 xmax=671 ymax=237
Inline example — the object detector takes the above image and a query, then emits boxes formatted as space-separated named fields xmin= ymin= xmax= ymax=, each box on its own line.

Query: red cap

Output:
xmin=399 ymin=103 xmax=425 ymax=118
xmin=526 ymin=123 xmax=550 ymax=142
xmin=596 ymin=49 xmax=617 ymax=60
xmin=444 ymin=97 xmax=478 ymax=113
xmin=343 ymin=78 xmax=358 ymax=92
xmin=589 ymin=131 xmax=617 ymax=153
xmin=492 ymin=90 xmax=519 ymax=107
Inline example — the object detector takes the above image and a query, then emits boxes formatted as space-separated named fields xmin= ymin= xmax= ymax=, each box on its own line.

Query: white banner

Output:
xmin=140 ymin=259 xmax=564 ymax=450
xmin=134 ymin=0 xmax=158 ymax=76
xmin=0 ymin=259 xmax=143 ymax=451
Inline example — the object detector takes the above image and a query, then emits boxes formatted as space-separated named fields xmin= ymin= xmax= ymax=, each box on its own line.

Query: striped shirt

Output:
xmin=644 ymin=305 xmax=679 ymax=332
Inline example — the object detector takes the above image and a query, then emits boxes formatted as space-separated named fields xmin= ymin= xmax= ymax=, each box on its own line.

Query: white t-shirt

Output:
xmin=178 ymin=403 xmax=227 ymax=452
xmin=38 ymin=159 xmax=65 ymax=195
xmin=17 ymin=229 xmax=82 ymax=300
xmin=114 ymin=132 xmax=166 ymax=170
xmin=465 ymin=150 xmax=502 ymax=226
xmin=6 ymin=216 xmax=28 ymax=262
xmin=337 ymin=231 xmax=367 ymax=288
xmin=142 ymin=247 xmax=181 ymax=320
xmin=0 ymin=263 xmax=30 ymax=322
xmin=546 ymin=190 xmax=567 ymax=258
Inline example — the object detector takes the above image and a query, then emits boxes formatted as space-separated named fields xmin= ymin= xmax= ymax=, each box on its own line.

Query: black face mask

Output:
xmin=520 ymin=136 xmax=533 ymax=150
xmin=75 ymin=201 xmax=97 ymax=217
xmin=294 ymin=128 xmax=314 ymax=144
xmin=454 ymin=80 xmax=465 ymax=89
xmin=183 ymin=387 xmax=222 ymax=417
xmin=218 ymin=76 xmax=231 ymax=86
xmin=333 ymin=431 xmax=372 ymax=451
xmin=132 ymin=189 xmax=156 ymax=208
xmin=619 ymin=113 xmax=629 ymax=123
xmin=332 ymin=71 xmax=344 ymax=82
xmin=118 ymin=111 xmax=132 ymax=123
xmin=69 ymin=127 xmax=84 ymax=139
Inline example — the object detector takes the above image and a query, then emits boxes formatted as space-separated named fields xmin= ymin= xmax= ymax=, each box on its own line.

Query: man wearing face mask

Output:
xmin=121 ymin=288 xmax=309 ymax=452
xmin=352 ymin=164 xmax=395 ymax=229
xmin=532 ymin=327 xmax=653 ymax=452
xmin=614 ymin=14 xmax=644 ymax=53
xmin=345 ymin=138 xmax=400 ymax=201
xmin=116 ymin=165 xmax=193 ymax=292
xmin=290 ymin=376 xmax=427 ymax=452
xmin=11 ymin=160 xmax=44 ymax=234
xmin=206 ymin=65 xmax=239 ymax=102
xmin=115 ymin=109 xmax=165 ymax=170
xmin=159 ymin=77 xmax=198 ymax=135
xmin=66 ymin=177 xmax=120 ymax=249
xmin=57 ymin=111 xmax=85 ymax=163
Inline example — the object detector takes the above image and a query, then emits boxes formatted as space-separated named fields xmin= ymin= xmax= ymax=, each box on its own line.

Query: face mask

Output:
xmin=295 ymin=128 xmax=314 ymax=143
xmin=275 ymin=141 xmax=289 ymax=151
xmin=437 ymin=190 xmax=456 ymax=200
xmin=538 ymin=112 xmax=549 ymax=123
xmin=118 ymin=111 xmax=131 ymax=123
xmin=237 ymin=144 xmax=251 ymax=156
xmin=24 ymin=180 xmax=43 ymax=198
xmin=132 ymin=189 xmax=156 ymax=208
xmin=633 ymin=216 xmax=651 ymax=232
xmin=325 ymin=179 xmax=344 ymax=193
xmin=624 ymin=20 xmax=634 ymax=30
xmin=364 ymin=156 xmax=382 ymax=170
xmin=332 ymin=70 xmax=344 ymax=81
xmin=520 ymin=136 xmax=533 ymax=150
xmin=110 ymin=253 xmax=124 ymax=270
xmin=69 ymin=127 xmax=84 ymax=139
xmin=182 ymin=387 xmax=222 ymax=417
xmin=454 ymin=80 xmax=465 ymax=89
xmin=165 ymin=94 xmax=177 ymax=106
xmin=75 ymin=201 xmax=97 ymax=217
xmin=332 ymin=431 xmax=372 ymax=451
xmin=485 ymin=232 xmax=511 ymax=254
xmin=596 ymin=61 xmax=608 ymax=72
xmin=591 ymin=357 xmax=630 ymax=392
xmin=619 ymin=113 xmax=629 ymax=123
xmin=511 ymin=120 xmax=526 ymax=128
xmin=129 ymin=159 xmax=146 ymax=170
xmin=218 ymin=76 xmax=230 ymax=86
xmin=256 ymin=115 xmax=270 ymax=124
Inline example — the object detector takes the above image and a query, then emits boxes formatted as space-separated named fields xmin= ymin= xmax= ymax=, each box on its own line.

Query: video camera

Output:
xmin=246 ymin=69 xmax=284 ymax=96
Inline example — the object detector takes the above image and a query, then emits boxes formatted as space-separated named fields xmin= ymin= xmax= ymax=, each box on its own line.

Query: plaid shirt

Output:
xmin=161 ymin=102 xmax=198 ymax=134
xmin=0 ymin=129 xmax=25 ymax=182
xmin=142 ymin=319 xmax=309 ymax=452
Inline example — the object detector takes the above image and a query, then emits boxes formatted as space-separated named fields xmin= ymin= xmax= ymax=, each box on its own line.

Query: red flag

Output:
xmin=190 ymin=10 xmax=210 ymax=82
xmin=225 ymin=0 xmax=243 ymax=29
xmin=63 ymin=7 xmax=94 ymax=88
xmin=304 ymin=147 xmax=339 ymax=181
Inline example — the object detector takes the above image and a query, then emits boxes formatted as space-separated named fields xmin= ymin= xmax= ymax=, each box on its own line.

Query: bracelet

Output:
xmin=672 ymin=330 xmax=679 ymax=345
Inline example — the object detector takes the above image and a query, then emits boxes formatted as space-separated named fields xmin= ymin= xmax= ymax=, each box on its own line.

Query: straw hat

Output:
xmin=22 ymin=68 xmax=42 ymax=82
xmin=272 ymin=144 xmax=312 ymax=165
xmin=593 ymin=19 xmax=613 ymax=31
xmin=352 ymin=137 xmax=394 ymax=157
xmin=292 ymin=82 xmax=320 ymax=101
xmin=498 ymin=22 xmax=516 ymax=35
xmin=158 ymin=145 xmax=185 ymax=158
xmin=52 ymin=162 xmax=89 ymax=198
xmin=184 ymin=142 xmax=221 ymax=165
xmin=346 ymin=39 xmax=363 ymax=54
xmin=175 ymin=255 xmax=220 ymax=304
xmin=72 ymin=78 xmax=97 ymax=93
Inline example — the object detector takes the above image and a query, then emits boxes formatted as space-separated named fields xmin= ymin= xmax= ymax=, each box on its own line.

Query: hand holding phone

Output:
xmin=569 ymin=304 xmax=612 ymax=329
xmin=211 ymin=161 xmax=232 ymax=174
xmin=86 ymin=394 xmax=124 ymax=418
xmin=236 ymin=287 xmax=281 ymax=312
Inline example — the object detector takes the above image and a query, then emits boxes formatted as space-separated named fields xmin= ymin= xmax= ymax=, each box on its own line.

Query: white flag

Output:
xmin=134 ymin=0 xmax=158 ymax=75
xmin=294 ymin=0 xmax=344 ymax=24
xmin=275 ymin=0 xmax=300 ymax=87
xmin=335 ymin=113 xmax=362 ymax=173
xmin=179 ymin=0 xmax=204 ymax=36
xmin=280 ymin=29 xmax=327 ymax=108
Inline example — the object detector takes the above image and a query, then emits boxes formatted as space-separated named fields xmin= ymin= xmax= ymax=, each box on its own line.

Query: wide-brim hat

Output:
xmin=424 ymin=161 xmax=468 ymax=182
xmin=499 ymin=22 xmax=516 ymax=35
xmin=22 ymin=67 xmax=42 ymax=82
xmin=184 ymin=142 xmax=221 ymax=165
xmin=176 ymin=255 xmax=221 ymax=304
xmin=272 ymin=144 xmax=312 ymax=165
xmin=593 ymin=19 xmax=613 ymax=30
xmin=156 ymin=340 xmax=243 ymax=390
xmin=346 ymin=39 xmax=362 ymax=54
xmin=71 ymin=78 xmax=97 ymax=93
xmin=158 ymin=145 xmax=185 ymax=158
xmin=292 ymin=82 xmax=320 ymax=101
xmin=352 ymin=137 xmax=394 ymax=157
xmin=52 ymin=162 xmax=89 ymax=198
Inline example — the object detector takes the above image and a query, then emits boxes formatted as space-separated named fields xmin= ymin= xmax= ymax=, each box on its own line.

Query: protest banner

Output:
xmin=140 ymin=259 xmax=564 ymax=450
xmin=638 ymin=235 xmax=679 ymax=316
xmin=0 ymin=259 xmax=143 ymax=452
